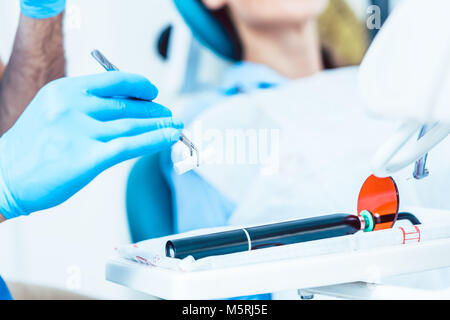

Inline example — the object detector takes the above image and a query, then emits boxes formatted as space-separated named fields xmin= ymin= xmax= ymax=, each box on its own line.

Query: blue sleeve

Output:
xmin=0 ymin=276 xmax=12 ymax=300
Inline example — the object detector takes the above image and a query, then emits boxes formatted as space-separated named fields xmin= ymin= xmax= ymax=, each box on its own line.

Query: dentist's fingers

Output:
xmin=82 ymin=71 xmax=159 ymax=100
xmin=93 ymin=117 xmax=184 ymax=142
xmin=103 ymin=127 xmax=182 ymax=165
xmin=86 ymin=98 xmax=172 ymax=121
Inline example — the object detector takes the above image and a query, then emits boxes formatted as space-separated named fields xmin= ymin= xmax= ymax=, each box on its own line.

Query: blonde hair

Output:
xmin=319 ymin=0 xmax=369 ymax=67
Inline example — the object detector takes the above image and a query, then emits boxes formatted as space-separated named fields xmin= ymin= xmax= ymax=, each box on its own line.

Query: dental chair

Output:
xmin=125 ymin=0 xmax=391 ymax=243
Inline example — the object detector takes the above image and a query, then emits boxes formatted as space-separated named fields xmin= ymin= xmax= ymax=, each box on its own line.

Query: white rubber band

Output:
xmin=242 ymin=228 xmax=252 ymax=251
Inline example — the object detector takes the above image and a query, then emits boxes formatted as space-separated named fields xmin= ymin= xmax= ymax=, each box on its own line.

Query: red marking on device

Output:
xmin=136 ymin=256 xmax=149 ymax=265
xmin=399 ymin=226 xmax=421 ymax=244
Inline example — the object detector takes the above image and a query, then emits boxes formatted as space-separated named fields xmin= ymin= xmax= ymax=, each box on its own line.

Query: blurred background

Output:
xmin=0 ymin=0 xmax=402 ymax=299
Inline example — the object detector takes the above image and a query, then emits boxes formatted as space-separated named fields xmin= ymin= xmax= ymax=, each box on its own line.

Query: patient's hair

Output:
xmin=209 ymin=7 xmax=243 ymax=60
xmin=210 ymin=0 xmax=369 ymax=67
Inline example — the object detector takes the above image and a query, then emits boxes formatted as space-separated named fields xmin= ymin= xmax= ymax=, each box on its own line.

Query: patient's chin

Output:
xmin=233 ymin=0 xmax=328 ymax=28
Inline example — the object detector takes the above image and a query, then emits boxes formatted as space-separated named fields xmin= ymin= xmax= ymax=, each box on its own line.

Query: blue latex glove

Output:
xmin=20 ymin=0 xmax=66 ymax=19
xmin=0 ymin=72 xmax=183 ymax=220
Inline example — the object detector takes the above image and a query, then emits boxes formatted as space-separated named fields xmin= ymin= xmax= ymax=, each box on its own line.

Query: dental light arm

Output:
xmin=359 ymin=0 xmax=450 ymax=177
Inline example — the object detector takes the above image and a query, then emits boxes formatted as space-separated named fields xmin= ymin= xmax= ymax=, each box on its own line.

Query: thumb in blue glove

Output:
xmin=20 ymin=0 xmax=66 ymax=19
xmin=0 ymin=71 xmax=183 ymax=220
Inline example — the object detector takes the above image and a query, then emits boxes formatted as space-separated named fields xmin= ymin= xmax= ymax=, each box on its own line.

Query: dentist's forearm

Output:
xmin=0 ymin=13 xmax=66 ymax=134
xmin=0 ymin=62 xmax=4 ymax=80
xmin=0 ymin=213 xmax=5 ymax=223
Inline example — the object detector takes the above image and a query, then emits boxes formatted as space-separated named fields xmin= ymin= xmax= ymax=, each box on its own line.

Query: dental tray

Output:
xmin=105 ymin=207 xmax=450 ymax=299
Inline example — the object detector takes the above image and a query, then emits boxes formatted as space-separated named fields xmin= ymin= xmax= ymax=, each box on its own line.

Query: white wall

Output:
xmin=0 ymin=0 xmax=181 ymax=300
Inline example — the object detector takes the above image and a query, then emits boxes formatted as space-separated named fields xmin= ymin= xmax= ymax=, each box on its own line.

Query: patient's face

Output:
xmin=211 ymin=0 xmax=329 ymax=26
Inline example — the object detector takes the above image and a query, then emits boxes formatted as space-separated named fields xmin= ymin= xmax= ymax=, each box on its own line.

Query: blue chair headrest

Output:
xmin=173 ymin=0 xmax=239 ymax=61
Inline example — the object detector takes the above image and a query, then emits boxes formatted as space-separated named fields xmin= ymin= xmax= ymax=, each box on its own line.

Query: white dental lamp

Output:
xmin=359 ymin=0 xmax=450 ymax=178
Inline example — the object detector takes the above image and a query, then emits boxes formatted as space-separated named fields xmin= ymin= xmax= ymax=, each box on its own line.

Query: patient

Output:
xmin=128 ymin=0 xmax=369 ymax=239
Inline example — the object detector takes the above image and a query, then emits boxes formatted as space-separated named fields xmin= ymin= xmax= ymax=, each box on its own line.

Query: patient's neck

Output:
xmin=236 ymin=20 xmax=323 ymax=79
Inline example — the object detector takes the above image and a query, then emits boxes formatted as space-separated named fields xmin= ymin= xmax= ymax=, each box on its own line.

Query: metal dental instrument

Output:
xmin=413 ymin=124 xmax=436 ymax=180
xmin=91 ymin=49 xmax=119 ymax=72
xmin=90 ymin=49 xmax=200 ymax=167
xmin=179 ymin=133 xmax=199 ymax=160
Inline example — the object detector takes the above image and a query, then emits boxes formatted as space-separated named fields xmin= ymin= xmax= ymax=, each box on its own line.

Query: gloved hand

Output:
xmin=0 ymin=71 xmax=183 ymax=220
xmin=20 ymin=0 xmax=66 ymax=19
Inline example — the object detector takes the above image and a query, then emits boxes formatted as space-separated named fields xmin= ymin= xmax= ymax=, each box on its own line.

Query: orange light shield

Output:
xmin=357 ymin=175 xmax=399 ymax=231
